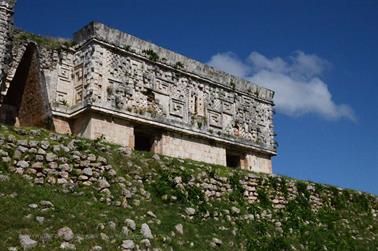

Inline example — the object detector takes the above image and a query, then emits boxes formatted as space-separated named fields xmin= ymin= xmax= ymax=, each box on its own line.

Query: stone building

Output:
xmin=0 ymin=0 xmax=277 ymax=173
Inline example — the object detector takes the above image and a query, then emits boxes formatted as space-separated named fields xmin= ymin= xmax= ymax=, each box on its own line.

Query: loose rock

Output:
xmin=19 ymin=234 xmax=38 ymax=250
xmin=98 ymin=178 xmax=110 ymax=189
xmin=185 ymin=207 xmax=196 ymax=216
xmin=17 ymin=160 xmax=29 ymax=169
xmin=211 ymin=237 xmax=223 ymax=247
xmin=140 ymin=239 xmax=151 ymax=248
xmin=175 ymin=224 xmax=184 ymax=235
xmin=90 ymin=246 xmax=103 ymax=251
xmin=0 ymin=174 xmax=10 ymax=182
xmin=125 ymin=219 xmax=136 ymax=231
xmin=36 ymin=216 xmax=45 ymax=224
xmin=121 ymin=240 xmax=134 ymax=249
xmin=141 ymin=223 xmax=153 ymax=239
xmin=60 ymin=242 xmax=76 ymax=250
xmin=57 ymin=227 xmax=74 ymax=241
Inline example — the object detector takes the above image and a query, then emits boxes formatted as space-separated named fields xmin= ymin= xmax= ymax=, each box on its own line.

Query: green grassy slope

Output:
xmin=0 ymin=125 xmax=377 ymax=250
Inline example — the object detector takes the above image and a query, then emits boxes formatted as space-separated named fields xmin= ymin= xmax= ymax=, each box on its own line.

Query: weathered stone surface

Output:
xmin=141 ymin=223 xmax=153 ymax=239
xmin=185 ymin=207 xmax=196 ymax=216
xmin=17 ymin=160 xmax=29 ymax=168
xmin=231 ymin=206 xmax=240 ymax=215
xmin=41 ymin=233 xmax=52 ymax=244
xmin=124 ymin=219 xmax=136 ymax=231
xmin=175 ymin=224 xmax=184 ymax=235
xmin=36 ymin=216 xmax=45 ymax=224
xmin=28 ymin=203 xmax=38 ymax=209
xmin=122 ymin=226 xmax=129 ymax=236
xmin=46 ymin=153 xmax=57 ymax=162
xmin=0 ymin=174 xmax=9 ymax=182
xmin=210 ymin=237 xmax=223 ymax=247
xmin=90 ymin=246 xmax=103 ymax=251
xmin=98 ymin=178 xmax=110 ymax=189
xmin=19 ymin=234 xmax=38 ymax=250
xmin=60 ymin=242 xmax=76 ymax=250
xmin=140 ymin=239 xmax=151 ymax=248
xmin=82 ymin=167 xmax=93 ymax=176
xmin=121 ymin=240 xmax=134 ymax=249
xmin=57 ymin=227 xmax=74 ymax=241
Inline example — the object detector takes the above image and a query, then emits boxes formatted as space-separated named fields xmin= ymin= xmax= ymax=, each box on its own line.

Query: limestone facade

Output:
xmin=0 ymin=2 xmax=277 ymax=173
xmin=153 ymin=132 xmax=227 ymax=166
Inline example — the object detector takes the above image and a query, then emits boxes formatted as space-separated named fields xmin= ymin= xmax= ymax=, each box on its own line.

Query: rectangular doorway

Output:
xmin=226 ymin=150 xmax=241 ymax=168
xmin=134 ymin=127 xmax=161 ymax=152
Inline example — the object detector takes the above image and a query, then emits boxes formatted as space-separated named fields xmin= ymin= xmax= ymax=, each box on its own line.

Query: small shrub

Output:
xmin=60 ymin=99 xmax=68 ymax=106
xmin=93 ymin=134 xmax=106 ymax=146
xmin=257 ymin=189 xmax=272 ymax=209
xmin=106 ymin=86 xmax=113 ymax=95
xmin=142 ymin=49 xmax=159 ymax=62
xmin=186 ymin=186 xmax=205 ymax=206
xmin=266 ymin=236 xmax=290 ymax=250
xmin=247 ymin=204 xmax=261 ymax=216
xmin=230 ymin=81 xmax=236 ymax=89
xmin=352 ymin=193 xmax=371 ymax=212
xmin=286 ymin=194 xmax=313 ymax=221
xmin=229 ymin=173 xmax=245 ymax=204
xmin=315 ymin=183 xmax=325 ymax=194
xmin=15 ymin=31 xmax=74 ymax=49
xmin=296 ymin=181 xmax=310 ymax=199
xmin=270 ymin=177 xmax=279 ymax=190
xmin=280 ymin=179 xmax=289 ymax=197
xmin=330 ymin=187 xmax=348 ymax=209
xmin=207 ymin=168 xmax=216 ymax=179
xmin=75 ymin=140 xmax=89 ymax=151
xmin=174 ymin=61 xmax=184 ymax=69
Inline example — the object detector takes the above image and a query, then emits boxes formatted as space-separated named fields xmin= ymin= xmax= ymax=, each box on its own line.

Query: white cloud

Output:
xmin=207 ymin=51 xmax=355 ymax=121
xmin=208 ymin=52 xmax=250 ymax=77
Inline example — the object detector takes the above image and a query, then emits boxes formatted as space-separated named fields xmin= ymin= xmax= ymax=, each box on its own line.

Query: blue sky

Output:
xmin=14 ymin=0 xmax=378 ymax=194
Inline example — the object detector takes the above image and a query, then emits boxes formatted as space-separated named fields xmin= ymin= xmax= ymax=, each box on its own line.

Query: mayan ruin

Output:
xmin=0 ymin=1 xmax=377 ymax=251
xmin=0 ymin=0 xmax=276 ymax=173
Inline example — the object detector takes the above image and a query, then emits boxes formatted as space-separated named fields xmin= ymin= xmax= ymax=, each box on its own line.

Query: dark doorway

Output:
xmin=226 ymin=151 xmax=241 ymax=168
xmin=0 ymin=43 xmax=52 ymax=128
xmin=134 ymin=130 xmax=155 ymax=152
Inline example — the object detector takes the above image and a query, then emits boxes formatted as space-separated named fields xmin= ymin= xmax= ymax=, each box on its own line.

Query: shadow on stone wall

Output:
xmin=0 ymin=43 xmax=53 ymax=129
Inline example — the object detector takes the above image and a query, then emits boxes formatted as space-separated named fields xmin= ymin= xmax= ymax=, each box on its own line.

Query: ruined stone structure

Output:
xmin=0 ymin=1 xmax=277 ymax=173
xmin=0 ymin=0 xmax=14 ymax=88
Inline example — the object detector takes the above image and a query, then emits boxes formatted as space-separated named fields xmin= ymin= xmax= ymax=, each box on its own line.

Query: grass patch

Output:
xmin=0 ymin=125 xmax=377 ymax=250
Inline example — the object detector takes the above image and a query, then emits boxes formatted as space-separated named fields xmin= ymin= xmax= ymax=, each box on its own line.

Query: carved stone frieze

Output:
xmin=79 ymin=42 xmax=276 ymax=150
